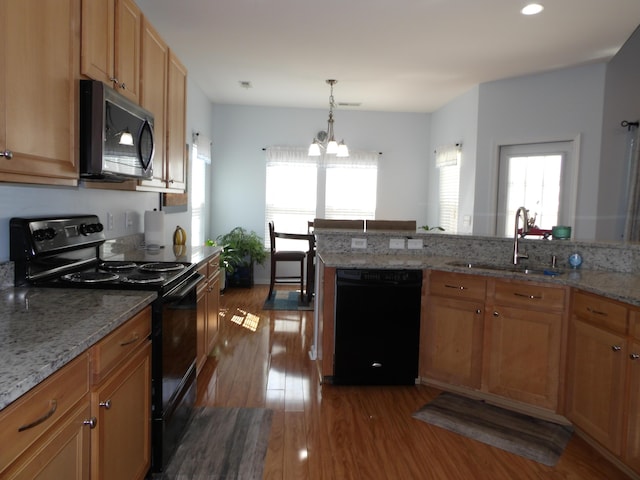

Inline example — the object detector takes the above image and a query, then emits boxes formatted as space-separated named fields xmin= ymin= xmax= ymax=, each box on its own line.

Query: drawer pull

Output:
xmin=630 ymin=353 xmax=640 ymax=360
xmin=514 ymin=292 xmax=542 ymax=300
xmin=476 ymin=309 xmax=482 ymax=314
xmin=99 ymin=399 xmax=112 ymax=409
xmin=611 ymin=345 xmax=622 ymax=352
xmin=120 ymin=334 xmax=139 ymax=347
xmin=586 ymin=307 xmax=608 ymax=317
xmin=0 ymin=150 xmax=13 ymax=159
xmin=83 ymin=417 xmax=97 ymax=429
xmin=444 ymin=284 xmax=466 ymax=290
xmin=17 ymin=399 xmax=57 ymax=432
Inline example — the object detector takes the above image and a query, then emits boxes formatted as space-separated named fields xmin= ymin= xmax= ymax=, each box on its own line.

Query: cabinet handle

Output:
xmin=0 ymin=150 xmax=13 ymax=159
xmin=630 ymin=353 xmax=640 ymax=360
xmin=493 ymin=311 xmax=499 ymax=317
xmin=476 ymin=309 xmax=482 ymax=314
xmin=120 ymin=334 xmax=139 ymax=347
xmin=17 ymin=399 xmax=57 ymax=432
xmin=99 ymin=399 xmax=112 ymax=409
xmin=83 ymin=417 xmax=97 ymax=429
xmin=444 ymin=284 xmax=466 ymax=290
xmin=514 ymin=292 xmax=542 ymax=300
xmin=611 ymin=345 xmax=622 ymax=352
xmin=587 ymin=307 xmax=608 ymax=317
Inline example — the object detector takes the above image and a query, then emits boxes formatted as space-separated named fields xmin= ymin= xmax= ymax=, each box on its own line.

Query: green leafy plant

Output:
xmin=215 ymin=227 xmax=267 ymax=268
xmin=420 ymin=225 xmax=445 ymax=232
xmin=206 ymin=239 xmax=242 ymax=274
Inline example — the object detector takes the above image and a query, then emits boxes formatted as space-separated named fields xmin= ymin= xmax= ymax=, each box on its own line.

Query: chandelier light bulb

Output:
xmin=336 ymin=141 xmax=349 ymax=157
xmin=308 ymin=140 xmax=321 ymax=157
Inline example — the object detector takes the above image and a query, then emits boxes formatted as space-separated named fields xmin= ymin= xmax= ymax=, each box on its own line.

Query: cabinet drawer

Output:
xmin=573 ymin=290 xmax=628 ymax=334
xmin=429 ymin=271 xmax=486 ymax=301
xmin=90 ymin=307 xmax=151 ymax=384
xmin=208 ymin=253 xmax=220 ymax=278
xmin=493 ymin=280 xmax=566 ymax=311
xmin=0 ymin=353 xmax=89 ymax=472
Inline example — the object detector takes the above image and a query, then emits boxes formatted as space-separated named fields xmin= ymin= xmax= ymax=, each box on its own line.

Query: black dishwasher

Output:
xmin=333 ymin=268 xmax=422 ymax=385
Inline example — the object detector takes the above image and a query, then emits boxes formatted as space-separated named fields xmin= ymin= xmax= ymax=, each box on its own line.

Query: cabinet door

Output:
xmin=625 ymin=339 xmax=640 ymax=472
xmin=0 ymin=0 xmax=79 ymax=185
xmin=196 ymin=277 xmax=207 ymax=374
xmin=422 ymin=296 xmax=484 ymax=389
xmin=565 ymin=317 xmax=626 ymax=455
xmin=91 ymin=342 xmax=151 ymax=480
xmin=4 ymin=402 xmax=91 ymax=480
xmin=207 ymin=271 xmax=221 ymax=354
xmin=484 ymin=304 xmax=562 ymax=410
xmin=81 ymin=0 xmax=115 ymax=85
xmin=166 ymin=50 xmax=187 ymax=191
xmin=139 ymin=17 xmax=168 ymax=189
xmin=113 ymin=0 xmax=141 ymax=103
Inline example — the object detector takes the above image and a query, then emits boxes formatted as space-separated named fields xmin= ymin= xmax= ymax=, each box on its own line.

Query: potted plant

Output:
xmin=206 ymin=239 xmax=242 ymax=291
xmin=216 ymin=227 xmax=267 ymax=287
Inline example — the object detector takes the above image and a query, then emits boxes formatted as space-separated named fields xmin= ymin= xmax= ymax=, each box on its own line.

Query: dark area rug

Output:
xmin=263 ymin=290 xmax=313 ymax=311
xmin=156 ymin=407 xmax=273 ymax=480
xmin=412 ymin=392 xmax=573 ymax=466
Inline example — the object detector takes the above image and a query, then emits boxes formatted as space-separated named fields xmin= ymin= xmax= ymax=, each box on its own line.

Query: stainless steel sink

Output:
xmin=446 ymin=261 xmax=563 ymax=276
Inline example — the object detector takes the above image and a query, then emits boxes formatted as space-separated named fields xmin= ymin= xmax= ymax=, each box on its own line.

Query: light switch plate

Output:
xmin=351 ymin=238 xmax=367 ymax=249
xmin=407 ymin=238 xmax=423 ymax=249
xmin=389 ymin=238 xmax=405 ymax=249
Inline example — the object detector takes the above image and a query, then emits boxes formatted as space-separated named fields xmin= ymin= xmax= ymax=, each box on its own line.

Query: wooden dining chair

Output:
xmin=268 ymin=221 xmax=307 ymax=301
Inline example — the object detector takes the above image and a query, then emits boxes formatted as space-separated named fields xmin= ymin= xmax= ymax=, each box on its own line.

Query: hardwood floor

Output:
xmin=196 ymin=285 xmax=632 ymax=479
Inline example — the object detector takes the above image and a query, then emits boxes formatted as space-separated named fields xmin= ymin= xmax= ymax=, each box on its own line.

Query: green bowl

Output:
xmin=552 ymin=225 xmax=571 ymax=239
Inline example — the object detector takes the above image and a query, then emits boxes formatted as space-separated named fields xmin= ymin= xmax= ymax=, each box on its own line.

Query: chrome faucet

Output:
xmin=513 ymin=206 xmax=529 ymax=265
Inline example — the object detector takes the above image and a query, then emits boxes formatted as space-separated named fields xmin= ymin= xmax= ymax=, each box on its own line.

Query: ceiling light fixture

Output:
xmin=521 ymin=3 xmax=544 ymax=15
xmin=309 ymin=79 xmax=349 ymax=157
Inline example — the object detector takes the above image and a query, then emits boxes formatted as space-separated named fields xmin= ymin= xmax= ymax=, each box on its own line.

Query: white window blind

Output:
xmin=265 ymin=146 xmax=378 ymax=247
xmin=190 ymin=134 xmax=211 ymax=246
xmin=436 ymin=144 xmax=461 ymax=233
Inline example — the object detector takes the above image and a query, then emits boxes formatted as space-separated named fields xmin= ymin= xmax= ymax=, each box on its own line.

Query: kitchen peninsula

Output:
xmin=314 ymin=227 xmax=640 ymax=479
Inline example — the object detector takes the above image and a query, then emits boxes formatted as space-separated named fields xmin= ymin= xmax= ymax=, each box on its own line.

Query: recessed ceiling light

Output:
xmin=521 ymin=3 xmax=544 ymax=15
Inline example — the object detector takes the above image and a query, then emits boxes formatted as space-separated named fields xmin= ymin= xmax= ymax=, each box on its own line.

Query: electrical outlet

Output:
xmin=407 ymin=238 xmax=423 ymax=249
xmin=351 ymin=238 xmax=367 ymax=249
xmin=389 ymin=238 xmax=405 ymax=249
xmin=106 ymin=212 xmax=114 ymax=231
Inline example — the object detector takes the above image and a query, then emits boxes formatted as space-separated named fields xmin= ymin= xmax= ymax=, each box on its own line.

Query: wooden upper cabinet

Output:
xmin=166 ymin=50 xmax=187 ymax=191
xmin=139 ymin=16 xmax=168 ymax=189
xmin=81 ymin=0 xmax=141 ymax=103
xmin=0 ymin=0 xmax=80 ymax=186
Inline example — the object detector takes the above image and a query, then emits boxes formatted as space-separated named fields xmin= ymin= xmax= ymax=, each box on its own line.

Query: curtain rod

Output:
xmin=621 ymin=120 xmax=639 ymax=131
xmin=262 ymin=147 xmax=382 ymax=154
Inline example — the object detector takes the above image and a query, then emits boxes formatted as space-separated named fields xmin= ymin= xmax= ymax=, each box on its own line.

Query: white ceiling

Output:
xmin=136 ymin=0 xmax=640 ymax=113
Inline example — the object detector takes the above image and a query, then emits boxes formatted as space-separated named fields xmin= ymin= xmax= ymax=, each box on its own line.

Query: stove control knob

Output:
xmin=94 ymin=222 xmax=104 ymax=232
xmin=33 ymin=229 xmax=46 ymax=241
xmin=43 ymin=228 xmax=56 ymax=240
xmin=79 ymin=223 xmax=91 ymax=235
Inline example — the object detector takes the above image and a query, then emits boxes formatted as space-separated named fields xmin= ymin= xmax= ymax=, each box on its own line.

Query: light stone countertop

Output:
xmin=0 ymin=287 xmax=156 ymax=411
xmin=318 ymin=252 xmax=640 ymax=307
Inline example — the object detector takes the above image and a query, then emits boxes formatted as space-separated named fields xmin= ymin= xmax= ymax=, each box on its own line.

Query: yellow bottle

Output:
xmin=173 ymin=226 xmax=186 ymax=245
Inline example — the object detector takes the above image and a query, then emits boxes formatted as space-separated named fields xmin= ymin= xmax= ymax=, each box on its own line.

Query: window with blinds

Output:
xmin=265 ymin=146 xmax=378 ymax=248
xmin=436 ymin=144 xmax=461 ymax=233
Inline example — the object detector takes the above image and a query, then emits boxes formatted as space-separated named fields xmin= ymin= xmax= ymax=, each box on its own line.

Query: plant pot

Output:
xmin=227 ymin=264 xmax=254 ymax=288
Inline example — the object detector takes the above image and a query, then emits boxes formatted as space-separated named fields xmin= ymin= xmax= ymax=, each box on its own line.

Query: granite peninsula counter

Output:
xmin=318 ymin=252 xmax=640 ymax=307
xmin=0 ymin=287 xmax=156 ymax=411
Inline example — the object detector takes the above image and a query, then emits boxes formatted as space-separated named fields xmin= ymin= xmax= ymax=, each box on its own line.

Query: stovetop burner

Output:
xmin=61 ymin=271 xmax=120 ymax=283
xmin=122 ymin=272 xmax=165 ymax=284
xmin=99 ymin=261 xmax=137 ymax=271
xmin=138 ymin=262 xmax=185 ymax=273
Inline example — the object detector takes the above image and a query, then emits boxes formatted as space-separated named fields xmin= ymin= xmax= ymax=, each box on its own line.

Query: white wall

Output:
xmin=599 ymin=25 xmax=640 ymax=240
xmin=209 ymin=104 xmax=430 ymax=241
xmin=429 ymin=86 xmax=480 ymax=234
xmin=473 ymin=63 xmax=607 ymax=240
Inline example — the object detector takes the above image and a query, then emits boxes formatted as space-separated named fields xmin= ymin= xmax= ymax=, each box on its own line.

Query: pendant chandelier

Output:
xmin=308 ymin=79 xmax=349 ymax=157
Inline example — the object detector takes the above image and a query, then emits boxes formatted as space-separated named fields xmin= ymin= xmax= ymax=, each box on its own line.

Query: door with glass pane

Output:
xmin=496 ymin=141 xmax=574 ymax=237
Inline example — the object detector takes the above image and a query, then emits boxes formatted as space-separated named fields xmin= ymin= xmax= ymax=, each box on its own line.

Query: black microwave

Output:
xmin=79 ymin=80 xmax=155 ymax=181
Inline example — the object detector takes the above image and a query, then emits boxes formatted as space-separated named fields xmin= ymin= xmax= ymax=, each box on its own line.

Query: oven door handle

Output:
xmin=164 ymin=273 xmax=205 ymax=301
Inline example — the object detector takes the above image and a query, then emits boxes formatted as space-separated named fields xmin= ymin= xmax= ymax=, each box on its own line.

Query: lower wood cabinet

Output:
xmin=91 ymin=342 xmax=151 ymax=480
xmin=422 ymin=271 xmax=485 ymax=389
xmin=626 ymin=335 xmax=640 ymax=473
xmin=196 ymin=253 xmax=221 ymax=374
xmin=483 ymin=279 xmax=566 ymax=411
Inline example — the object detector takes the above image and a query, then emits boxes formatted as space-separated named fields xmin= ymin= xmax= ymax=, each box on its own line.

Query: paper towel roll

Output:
xmin=144 ymin=210 xmax=165 ymax=247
